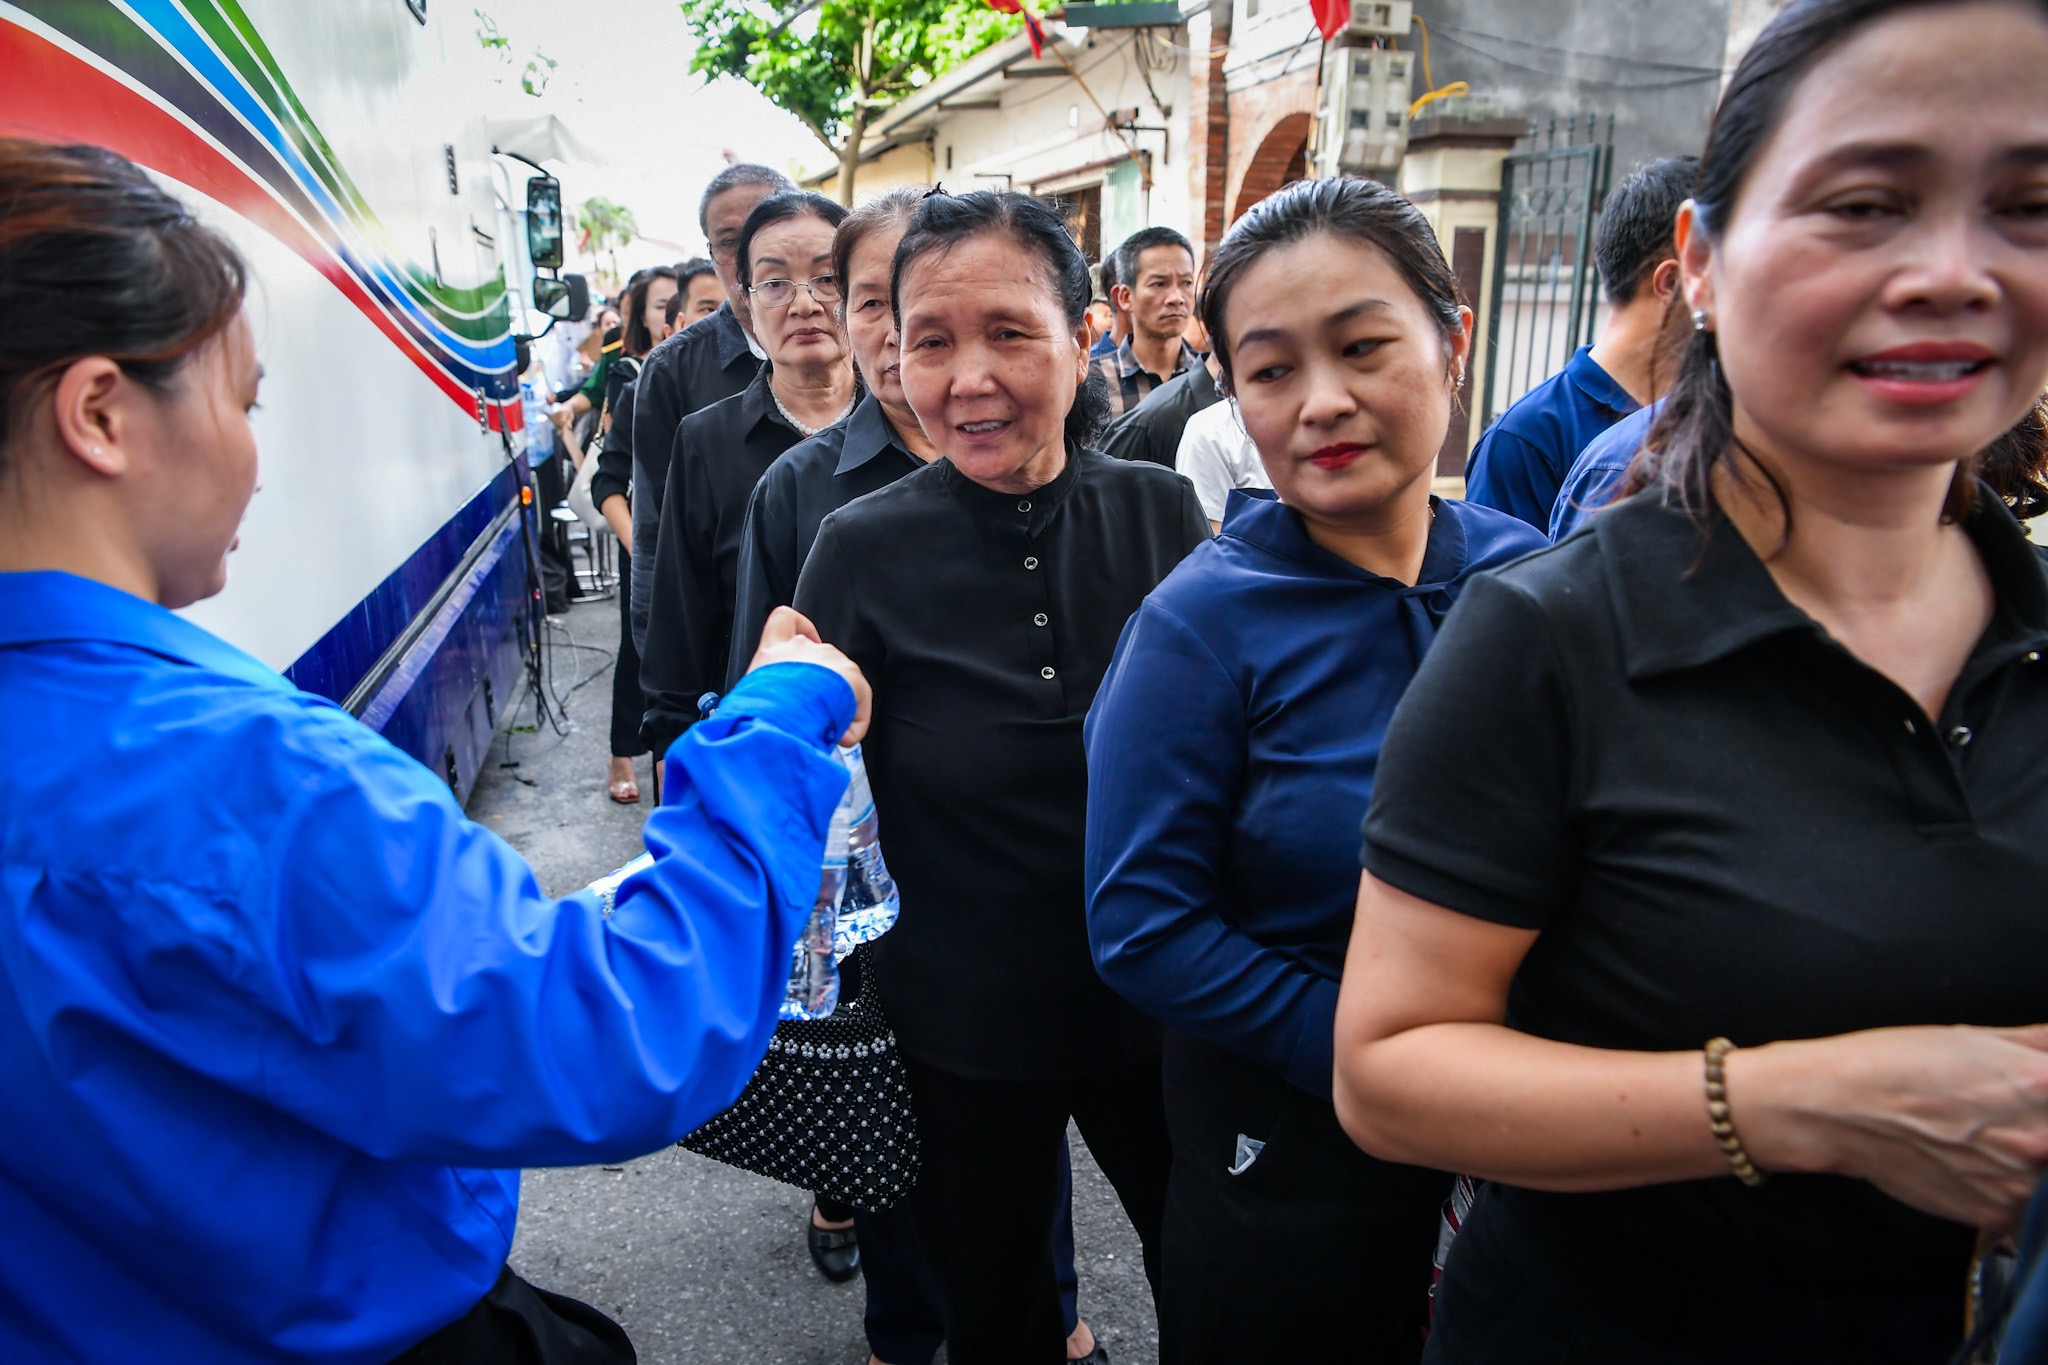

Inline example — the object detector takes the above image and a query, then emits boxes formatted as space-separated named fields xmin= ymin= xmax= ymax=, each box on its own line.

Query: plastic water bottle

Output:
xmin=520 ymin=379 xmax=553 ymax=467
xmin=782 ymin=744 xmax=898 ymax=1020
xmin=831 ymin=745 xmax=899 ymax=961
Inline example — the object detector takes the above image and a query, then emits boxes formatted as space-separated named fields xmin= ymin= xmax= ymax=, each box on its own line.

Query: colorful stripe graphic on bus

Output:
xmin=0 ymin=0 xmax=522 ymax=428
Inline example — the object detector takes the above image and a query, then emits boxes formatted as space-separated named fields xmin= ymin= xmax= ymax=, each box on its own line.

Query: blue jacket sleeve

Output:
xmin=246 ymin=660 xmax=852 ymax=1167
xmin=1084 ymin=599 xmax=1341 ymax=1097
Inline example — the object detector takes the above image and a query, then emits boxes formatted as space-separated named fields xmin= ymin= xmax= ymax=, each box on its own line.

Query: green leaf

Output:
xmin=677 ymin=0 xmax=1014 ymax=162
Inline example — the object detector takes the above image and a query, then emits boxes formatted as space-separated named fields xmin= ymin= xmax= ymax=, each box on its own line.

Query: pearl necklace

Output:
xmin=770 ymin=384 xmax=852 ymax=438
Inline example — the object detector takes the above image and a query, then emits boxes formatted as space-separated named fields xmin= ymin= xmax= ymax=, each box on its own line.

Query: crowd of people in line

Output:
xmin=7 ymin=0 xmax=2048 ymax=1362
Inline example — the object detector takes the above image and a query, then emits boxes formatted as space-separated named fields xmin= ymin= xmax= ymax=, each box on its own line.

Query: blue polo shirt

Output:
xmin=1549 ymin=402 xmax=1660 ymax=541
xmin=1466 ymin=345 xmax=1639 ymax=530
xmin=0 ymin=571 xmax=854 ymax=1364
xmin=1083 ymin=492 xmax=1544 ymax=1095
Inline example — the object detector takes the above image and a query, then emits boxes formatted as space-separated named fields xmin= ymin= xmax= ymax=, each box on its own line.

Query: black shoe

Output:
xmin=807 ymin=1218 xmax=860 ymax=1282
xmin=1068 ymin=1346 xmax=1110 ymax=1365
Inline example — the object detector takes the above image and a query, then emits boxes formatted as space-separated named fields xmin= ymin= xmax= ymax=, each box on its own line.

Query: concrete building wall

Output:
xmin=927 ymin=31 xmax=1193 ymax=251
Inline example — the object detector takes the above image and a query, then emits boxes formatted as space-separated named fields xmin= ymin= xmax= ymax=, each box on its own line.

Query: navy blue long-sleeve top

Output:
xmin=1084 ymin=492 xmax=1545 ymax=1096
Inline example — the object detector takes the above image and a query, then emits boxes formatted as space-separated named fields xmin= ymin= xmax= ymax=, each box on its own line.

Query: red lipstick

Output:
xmin=1308 ymin=442 xmax=1367 ymax=470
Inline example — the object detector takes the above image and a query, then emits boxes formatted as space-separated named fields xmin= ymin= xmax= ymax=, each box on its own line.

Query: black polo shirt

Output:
xmin=725 ymin=395 xmax=926 ymax=691
xmin=638 ymin=367 xmax=803 ymax=755
xmin=795 ymin=449 xmax=1210 ymax=1080
xmin=1361 ymin=486 xmax=2048 ymax=1343
xmin=627 ymin=303 xmax=761 ymax=653
xmin=1099 ymin=361 xmax=1220 ymax=469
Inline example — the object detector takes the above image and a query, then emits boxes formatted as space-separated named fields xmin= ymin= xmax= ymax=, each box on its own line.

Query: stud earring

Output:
xmin=91 ymin=446 xmax=103 ymax=456
xmin=1691 ymin=308 xmax=1710 ymax=333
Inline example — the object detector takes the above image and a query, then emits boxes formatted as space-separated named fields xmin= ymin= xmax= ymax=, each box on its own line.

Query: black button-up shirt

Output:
xmin=628 ymin=303 xmax=761 ymax=653
xmin=1363 ymin=486 xmax=2048 ymax=1330
xmin=726 ymin=395 xmax=926 ymax=691
xmin=1099 ymin=361 xmax=1220 ymax=468
xmin=795 ymin=450 xmax=1210 ymax=1080
xmin=639 ymin=367 xmax=803 ymax=755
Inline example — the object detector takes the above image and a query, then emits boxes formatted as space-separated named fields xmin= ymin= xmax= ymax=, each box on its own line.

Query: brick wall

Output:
xmin=1222 ymin=66 xmax=1318 ymax=227
xmin=1185 ymin=10 xmax=1232 ymax=259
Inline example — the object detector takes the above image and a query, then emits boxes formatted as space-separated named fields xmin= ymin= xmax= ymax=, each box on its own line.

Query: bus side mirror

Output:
xmin=533 ymin=272 xmax=588 ymax=320
xmin=526 ymin=175 xmax=564 ymax=269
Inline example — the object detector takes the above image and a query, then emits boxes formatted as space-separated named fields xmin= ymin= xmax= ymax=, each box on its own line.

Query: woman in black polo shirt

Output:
xmin=1332 ymin=1 xmax=2048 ymax=1362
xmin=795 ymin=191 xmax=1209 ymax=1364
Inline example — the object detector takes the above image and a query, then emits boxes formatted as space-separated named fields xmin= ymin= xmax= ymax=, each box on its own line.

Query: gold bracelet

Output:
xmin=1703 ymin=1037 xmax=1766 ymax=1186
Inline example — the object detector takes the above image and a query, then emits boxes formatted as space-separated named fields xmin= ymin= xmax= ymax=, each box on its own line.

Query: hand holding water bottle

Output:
xmin=745 ymin=606 xmax=870 ymax=746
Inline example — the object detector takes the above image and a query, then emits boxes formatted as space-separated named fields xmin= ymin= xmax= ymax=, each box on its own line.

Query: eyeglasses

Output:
xmin=747 ymin=274 xmax=842 ymax=309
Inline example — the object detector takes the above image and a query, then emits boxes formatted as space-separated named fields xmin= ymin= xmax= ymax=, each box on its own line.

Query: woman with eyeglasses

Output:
xmin=640 ymin=190 xmax=857 ymax=757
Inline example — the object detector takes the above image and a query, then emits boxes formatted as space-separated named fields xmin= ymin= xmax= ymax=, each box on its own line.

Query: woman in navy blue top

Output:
xmin=1085 ymin=178 xmax=1544 ymax=1363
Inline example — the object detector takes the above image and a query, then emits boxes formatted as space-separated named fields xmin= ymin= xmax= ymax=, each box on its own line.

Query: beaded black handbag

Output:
xmin=678 ymin=948 xmax=920 ymax=1211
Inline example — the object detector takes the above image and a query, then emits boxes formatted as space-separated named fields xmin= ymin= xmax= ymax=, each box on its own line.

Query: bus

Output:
xmin=1 ymin=0 xmax=582 ymax=799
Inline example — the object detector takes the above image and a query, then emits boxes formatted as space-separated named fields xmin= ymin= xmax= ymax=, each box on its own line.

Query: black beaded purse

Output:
xmin=677 ymin=948 xmax=920 ymax=1210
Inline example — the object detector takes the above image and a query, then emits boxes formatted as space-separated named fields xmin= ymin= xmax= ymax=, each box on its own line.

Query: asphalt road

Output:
xmin=468 ymin=595 xmax=1159 ymax=1365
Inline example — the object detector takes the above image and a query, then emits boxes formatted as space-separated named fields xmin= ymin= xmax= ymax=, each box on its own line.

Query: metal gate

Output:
xmin=1478 ymin=114 xmax=1615 ymax=434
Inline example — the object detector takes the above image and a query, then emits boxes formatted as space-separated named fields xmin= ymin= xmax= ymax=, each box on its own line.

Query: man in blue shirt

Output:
xmin=1465 ymin=156 xmax=1697 ymax=528
xmin=1548 ymin=401 xmax=1660 ymax=539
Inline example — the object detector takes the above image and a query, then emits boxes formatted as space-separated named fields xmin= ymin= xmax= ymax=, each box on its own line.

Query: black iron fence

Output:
xmin=1478 ymin=113 xmax=1615 ymax=433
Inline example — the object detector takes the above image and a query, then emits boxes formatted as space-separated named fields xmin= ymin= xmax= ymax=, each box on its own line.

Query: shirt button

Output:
xmin=1034 ymin=613 xmax=1048 ymax=627
xmin=1903 ymin=719 xmax=1917 ymax=736
xmin=2029 ymin=652 xmax=2042 ymax=663
xmin=1024 ymin=556 xmax=1039 ymax=570
xmin=1948 ymin=725 xmax=1974 ymax=748
xmin=1018 ymin=499 xmax=1033 ymax=512
xmin=1040 ymin=666 xmax=1056 ymax=680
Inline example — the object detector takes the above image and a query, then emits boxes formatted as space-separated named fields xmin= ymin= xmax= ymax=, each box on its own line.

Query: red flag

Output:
xmin=984 ymin=0 xmax=1046 ymax=58
xmin=1311 ymin=0 xmax=1349 ymax=41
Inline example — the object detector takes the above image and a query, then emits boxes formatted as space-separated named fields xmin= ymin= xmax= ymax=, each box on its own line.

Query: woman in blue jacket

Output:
xmin=1083 ymin=177 xmax=1545 ymax=1362
xmin=0 ymin=139 xmax=868 ymax=1365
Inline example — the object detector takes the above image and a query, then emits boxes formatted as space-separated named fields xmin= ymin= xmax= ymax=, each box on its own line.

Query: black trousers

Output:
xmin=609 ymin=548 xmax=648 ymax=759
xmin=533 ymin=451 xmax=575 ymax=614
xmin=1156 ymin=1033 xmax=1449 ymax=1365
xmin=903 ymin=1051 xmax=1170 ymax=1365
xmin=389 ymin=1266 xmax=634 ymax=1364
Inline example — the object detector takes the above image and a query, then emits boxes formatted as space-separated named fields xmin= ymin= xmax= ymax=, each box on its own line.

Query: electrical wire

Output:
xmin=1405 ymin=15 xmax=1469 ymax=118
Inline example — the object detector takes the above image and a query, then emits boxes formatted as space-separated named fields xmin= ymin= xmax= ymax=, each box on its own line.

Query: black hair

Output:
xmin=1097 ymin=250 xmax=1120 ymax=304
xmin=832 ymin=186 xmax=927 ymax=317
xmin=0 ymin=139 xmax=247 ymax=477
xmin=1113 ymin=226 xmax=1195 ymax=293
xmin=668 ymin=257 xmax=716 ymax=327
xmin=1198 ymin=176 xmax=1464 ymax=394
xmin=1621 ymin=0 xmax=2048 ymax=527
xmin=620 ymin=263 xmax=679 ymax=358
xmin=734 ymin=190 xmax=849 ymax=291
xmin=890 ymin=189 xmax=1111 ymax=448
xmin=696 ymin=162 xmax=796 ymax=235
xmin=1597 ymin=156 xmax=1698 ymax=306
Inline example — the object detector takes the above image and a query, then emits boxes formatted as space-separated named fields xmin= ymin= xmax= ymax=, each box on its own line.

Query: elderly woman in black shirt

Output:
xmin=1333 ymin=2 xmax=2048 ymax=1362
xmin=796 ymin=192 xmax=1209 ymax=1364
xmin=640 ymin=191 xmax=855 ymax=757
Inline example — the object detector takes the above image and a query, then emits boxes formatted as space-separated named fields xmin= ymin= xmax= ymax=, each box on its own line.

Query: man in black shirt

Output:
xmin=1099 ymin=353 xmax=1222 ymax=468
xmin=626 ymin=164 xmax=791 ymax=653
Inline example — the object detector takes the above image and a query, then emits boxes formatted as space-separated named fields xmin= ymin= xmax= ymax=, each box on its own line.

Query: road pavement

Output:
xmin=468 ymin=596 xmax=1159 ymax=1364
